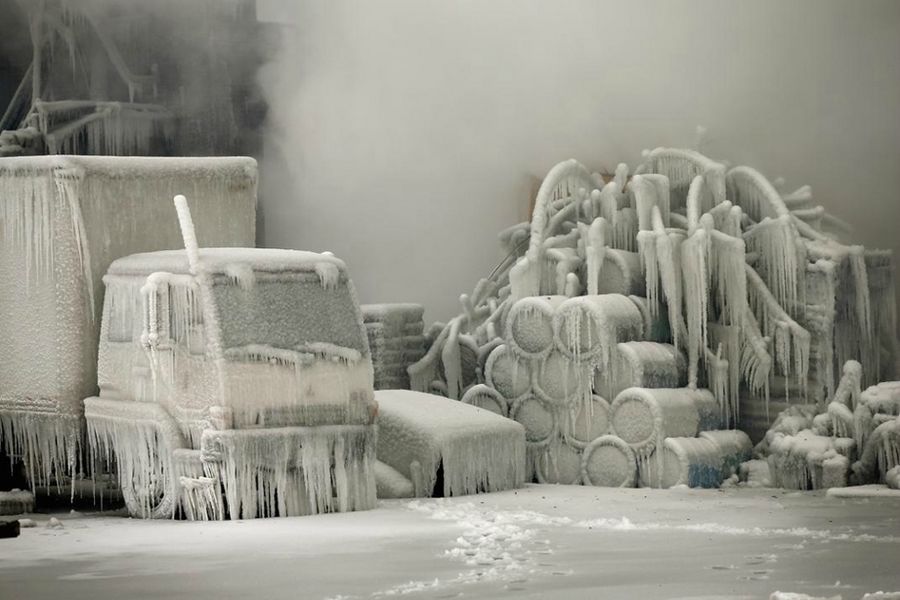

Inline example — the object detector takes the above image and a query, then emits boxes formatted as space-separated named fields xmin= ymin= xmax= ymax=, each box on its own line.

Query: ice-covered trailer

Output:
xmin=84 ymin=196 xmax=377 ymax=519
xmin=0 ymin=156 xmax=257 ymax=487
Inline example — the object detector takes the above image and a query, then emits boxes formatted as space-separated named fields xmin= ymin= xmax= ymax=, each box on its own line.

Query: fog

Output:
xmin=256 ymin=0 xmax=900 ymax=324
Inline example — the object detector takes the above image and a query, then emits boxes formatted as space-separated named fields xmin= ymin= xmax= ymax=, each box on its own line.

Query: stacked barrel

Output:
xmin=361 ymin=304 xmax=427 ymax=390
xmin=469 ymin=292 xmax=751 ymax=488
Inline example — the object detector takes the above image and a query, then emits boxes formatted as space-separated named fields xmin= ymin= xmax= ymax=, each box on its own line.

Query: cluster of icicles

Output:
xmin=410 ymin=145 xmax=896 ymax=489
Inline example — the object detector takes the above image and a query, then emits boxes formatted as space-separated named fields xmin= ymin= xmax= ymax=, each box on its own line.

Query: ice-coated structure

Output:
xmin=0 ymin=156 xmax=257 ymax=488
xmin=361 ymin=304 xmax=426 ymax=390
xmin=409 ymin=145 xmax=896 ymax=490
xmin=757 ymin=360 xmax=900 ymax=489
xmin=375 ymin=389 xmax=525 ymax=498
xmin=84 ymin=196 xmax=377 ymax=519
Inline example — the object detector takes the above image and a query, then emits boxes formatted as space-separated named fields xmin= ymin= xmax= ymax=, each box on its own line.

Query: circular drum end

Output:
xmin=485 ymin=344 xmax=532 ymax=401
xmin=506 ymin=297 xmax=557 ymax=358
xmin=610 ymin=393 xmax=657 ymax=451
xmin=461 ymin=384 xmax=508 ymax=417
xmin=581 ymin=435 xmax=637 ymax=487
xmin=510 ymin=394 xmax=556 ymax=445
xmin=535 ymin=442 xmax=582 ymax=485
xmin=570 ymin=395 xmax=611 ymax=444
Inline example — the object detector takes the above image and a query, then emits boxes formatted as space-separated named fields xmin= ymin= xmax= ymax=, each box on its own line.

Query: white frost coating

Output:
xmin=639 ymin=437 xmax=724 ymax=489
xmin=766 ymin=430 xmax=850 ymax=490
xmin=610 ymin=387 xmax=719 ymax=463
xmin=484 ymin=344 xmax=532 ymax=401
xmin=441 ymin=317 xmax=464 ymax=400
xmin=375 ymin=390 xmax=526 ymax=497
xmin=644 ymin=147 xmax=725 ymax=212
xmin=596 ymin=249 xmax=644 ymax=297
xmin=698 ymin=429 xmax=753 ymax=477
xmin=631 ymin=175 xmax=656 ymax=232
xmin=511 ymin=394 xmax=557 ymax=446
xmin=681 ymin=229 xmax=709 ymax=387
xmin=740 ymin=307 xmax=772 ymax=405
xmin=569 ymin=394 xmax=611 ymax=445
xmin=581 ymin=434 xmax=636 ymax=487
xmin=611 ymin=341 xmax=686 ymax=400
xmin=315 ymin=261 xmax=341 ymax=290
xmin=533 ymin=350 xmax=579 ymax=407
xmin=203 ymin=425 xmax=376 ymax=518
xmin=506 ymin=296 xmax=565 ymax=358
xmin=745 ymin=263 xmax=811 ymax=399
xmin=223 ymin=262 xmax=255 ymax=290
xmin=744 ymin=215 xmax=806 ymax=318
xmin=535 ymin=439 xmax=583 ymax=484
xmin=0 ymin=414 xmax=80 ymax=489
xmin=84 ymin=397 xmax=186 ymax=519
xmin=584 ymin=217 xmax=607 ymax=296
xmin=1 ymin=157 xmax=257 ymax=487
xmin=460 ymin=384 xmax=508 ymax=417
xmin=223 ymin=353 xmax=373 ymax=430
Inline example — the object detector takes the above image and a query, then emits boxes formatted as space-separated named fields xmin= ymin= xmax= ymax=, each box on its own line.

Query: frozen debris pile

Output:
xmin=754 ymin=360 xmax=900 ymax=490
xmin=409 ymin=144 xmax=896 ymax=490
xmin=0 ymin=156 xmax=257 ymax=491
xmin=375 ymin=389 xmax=526 ymax=497
xmin=361 ymin=304 xmax=426 ymax=390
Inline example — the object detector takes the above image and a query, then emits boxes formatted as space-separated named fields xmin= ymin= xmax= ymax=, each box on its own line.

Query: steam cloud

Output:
xmin=257 ymin=0 xmax=900 ymax=325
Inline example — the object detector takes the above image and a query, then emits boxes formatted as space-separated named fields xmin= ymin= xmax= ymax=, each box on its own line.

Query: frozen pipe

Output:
xmin=610 ymin=387 xmax=719 ymax=460
xmin=484 ymin=344 xmax=532 ymax=401
xmin=630 ymin=175 xmax=655 ymax=232
xmin=581 ymin=434 xmax=637 ymax=487
xmin=505 ymin=295 xmax=567 ymax=359
xmin=461 ymin=384 xmax=508 ymax=417
xmin=685 ymin=175 xmax=704 ymax=235
xmin=595 ymin=249 xmax=645 ymax=296
xmin=585 ymin=217 xmax=607 ymax=296
xmin=564 ymin=272 xmax=580 ymax=297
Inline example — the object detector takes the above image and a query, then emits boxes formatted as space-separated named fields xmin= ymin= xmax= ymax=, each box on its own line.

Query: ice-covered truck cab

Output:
xmin=84 ymin=198 xmax=377 ymax=520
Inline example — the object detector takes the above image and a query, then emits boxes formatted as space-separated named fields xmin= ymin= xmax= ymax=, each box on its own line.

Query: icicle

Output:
xmin=224 ymin=262 xmax=255 ymax=291
xmin=744 ymin=215 xmax=806 ymax=318
xmin=745 ymin=264 xmax=811 ymax=397
xmin=681 ymin=230 xmax=709 ymax=388
xmin=442 ymin=317 xmax=464 ymax=400
xmin=204 ymin=425 xmax=376 ymax=518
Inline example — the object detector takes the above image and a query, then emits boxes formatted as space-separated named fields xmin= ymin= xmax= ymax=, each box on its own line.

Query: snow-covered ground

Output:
xmin=1 ymin=484 xmax=898 ymax=600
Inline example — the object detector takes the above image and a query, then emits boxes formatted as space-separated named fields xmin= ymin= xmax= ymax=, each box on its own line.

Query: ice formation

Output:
xmin=375 ymin=390 xmax=526 ymax=497
xmin=84 ymin=212 xmax=380 ymax=519
xmin=361 ymin=303 xmax=426 ymax=390
xmin=409 ymin=143 xmax=896 ymax=490
xmin=754 ymin=360 xmax=900 ymax=490
xmin=0 ymin=156 xmax=257 ymax=490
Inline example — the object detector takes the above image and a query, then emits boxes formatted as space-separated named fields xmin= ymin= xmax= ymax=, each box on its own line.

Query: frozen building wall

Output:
xmin=0 ymin=156 xmax=257 ymax=484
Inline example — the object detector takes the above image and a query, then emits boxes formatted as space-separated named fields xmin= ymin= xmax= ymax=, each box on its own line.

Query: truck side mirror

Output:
xmin=140 ymin=272 xmax=174 ymax=353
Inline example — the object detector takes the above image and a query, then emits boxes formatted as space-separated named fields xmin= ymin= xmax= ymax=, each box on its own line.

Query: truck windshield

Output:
xmin=211 ymin=273 xmax=367 ymax=357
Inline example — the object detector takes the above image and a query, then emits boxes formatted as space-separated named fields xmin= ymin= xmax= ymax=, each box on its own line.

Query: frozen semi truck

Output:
xmin=84 ymin=196 xmax=378 ymax=519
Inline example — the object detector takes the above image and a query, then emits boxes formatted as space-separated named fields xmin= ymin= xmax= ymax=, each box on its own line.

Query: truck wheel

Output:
xmin=121 ymin=473 xmax=179 ymax=519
